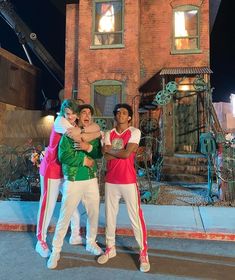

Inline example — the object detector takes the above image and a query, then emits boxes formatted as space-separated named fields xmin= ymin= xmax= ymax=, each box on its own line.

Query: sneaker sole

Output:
xmin=35 ymin=248 xmax=50 ymax=258
xmin=140 ymin=264 xmax=150 ymax=273
xmin=47 ymin=256 xmax=60 ymax=269
xmin=97 ymin=252 xmax=117 ymax=264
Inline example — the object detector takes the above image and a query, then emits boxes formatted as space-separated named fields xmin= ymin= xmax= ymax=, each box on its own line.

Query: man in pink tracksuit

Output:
xmin=36 ymin=99 xmax=100 ymax=257
xmin=97 ymin=103 xmax=150 ymax=273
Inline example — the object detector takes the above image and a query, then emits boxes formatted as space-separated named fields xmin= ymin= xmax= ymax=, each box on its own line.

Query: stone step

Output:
xmin=161 ymin=164 xmax=208 ymax=176
xmin=161 ymin=173 xmax=208 ymax=183
xmin=163 ymin=154 xmax=208 ymax=166
xmin=160 ymin=153 xmax=210 ymax=183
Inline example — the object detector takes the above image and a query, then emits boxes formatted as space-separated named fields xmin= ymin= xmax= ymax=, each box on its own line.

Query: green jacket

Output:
xmin=58 ymin=135 xmax=102 ymax=181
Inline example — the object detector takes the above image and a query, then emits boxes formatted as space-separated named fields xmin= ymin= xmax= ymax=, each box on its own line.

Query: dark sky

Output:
xmin=0 ymin=0 xmax=65 ymax=107
xmin=210 ymin=0 xmax=235 ymax=102
xmin=0 ymin=0 xmax=234 ymax=107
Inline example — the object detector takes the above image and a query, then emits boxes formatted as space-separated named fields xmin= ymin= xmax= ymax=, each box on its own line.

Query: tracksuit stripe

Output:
xmin=37 ymin=176 xmax=50 ymax=241
xmin=135 ymin=183 xmax=148 ymax=255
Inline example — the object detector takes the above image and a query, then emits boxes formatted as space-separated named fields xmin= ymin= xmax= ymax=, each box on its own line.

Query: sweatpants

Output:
xmin=105 ymin=182 xmax=148 ymax=255
xmin=52 ymin=178 xmax=100 ymax=253
xmin=36 ymin=175 xmax=80 ymax=242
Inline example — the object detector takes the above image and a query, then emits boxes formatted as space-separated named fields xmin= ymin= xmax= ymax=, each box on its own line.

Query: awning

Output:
xmin=160 ymin=67 xmax=213 ymax=76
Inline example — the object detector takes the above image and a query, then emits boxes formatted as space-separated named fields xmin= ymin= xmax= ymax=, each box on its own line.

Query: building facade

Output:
xmin=64 ymin=0 xmax=218 ymax=155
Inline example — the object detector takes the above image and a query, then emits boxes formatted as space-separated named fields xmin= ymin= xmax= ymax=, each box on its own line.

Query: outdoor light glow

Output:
xmin=231 ymin=93 xmax=235 ymax=117
xmin=43 ymin=115 xmax=54 ymax=124
xmin=178 ymin=84 xmax=190 ymax=91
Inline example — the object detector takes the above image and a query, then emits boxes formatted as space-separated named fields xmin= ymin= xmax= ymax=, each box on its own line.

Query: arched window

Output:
xmin=92 ymin=80 xmax=123 ymax=117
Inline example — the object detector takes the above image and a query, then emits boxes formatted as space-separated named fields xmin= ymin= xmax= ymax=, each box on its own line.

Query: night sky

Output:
xmin=210 ymin=0 xmax=235 ymax=103
xmin=0 ymin=0 xmax=65 ymax=108
xmin=0 ymin=0 xmax=234 ymax=107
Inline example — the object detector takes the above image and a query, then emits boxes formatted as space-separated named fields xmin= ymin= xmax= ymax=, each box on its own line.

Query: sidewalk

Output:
xmin=0 ymin=200 xmax=235 ymax=241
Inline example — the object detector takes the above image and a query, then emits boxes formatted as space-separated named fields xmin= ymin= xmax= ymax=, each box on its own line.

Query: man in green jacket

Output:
xmin=47 ymin=104 xmax=103 ymax=269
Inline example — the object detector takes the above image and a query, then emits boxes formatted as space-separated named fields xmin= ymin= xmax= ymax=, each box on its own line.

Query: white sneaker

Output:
xmin=35 ymin=240 xmax=51 ymax=258
xmin=86 ymin=242 xmax=103 ymax=256
xmin=69 ymin=234 xmax=83 ymax=245
xmin=97 ymin=246 xmax=117 ymax=264
xmin=139 ymin=253 xmax=150 ymax=273
xmin=47 ymin=252 xmax=60 ymax=269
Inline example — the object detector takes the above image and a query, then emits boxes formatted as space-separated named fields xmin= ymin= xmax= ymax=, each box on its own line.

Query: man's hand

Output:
xmin=74 ymin=138 xmax=92 ymax=152
xmin=102 ymin=145 xmax=112 ymax=154
xmin=66 ymin=127 xmax=82 ymax=141
xmin=83 ymin=157 xmax=94 ymax=168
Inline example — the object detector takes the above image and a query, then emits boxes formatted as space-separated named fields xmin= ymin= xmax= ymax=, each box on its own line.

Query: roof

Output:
xmin=160 ymin=67 xmax=213 ymax=76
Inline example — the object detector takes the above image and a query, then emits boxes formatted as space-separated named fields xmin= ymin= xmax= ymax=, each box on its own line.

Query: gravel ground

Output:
xmin=139 ymin=180 xmax=235 ymax=207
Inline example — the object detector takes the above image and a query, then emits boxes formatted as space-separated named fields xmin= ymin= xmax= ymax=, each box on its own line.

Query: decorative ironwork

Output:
xmin=153 ymin=90 xmax=172 ymax=106
xmin=193 ymin=77 xmax=207 ymax=91
xmin=165 ymin=81 xmax=178 ymax=94
xmin=94 ymin=118 xmax=107 ymax=131
xmin=139 ymin=118 xmax=159 ymax=135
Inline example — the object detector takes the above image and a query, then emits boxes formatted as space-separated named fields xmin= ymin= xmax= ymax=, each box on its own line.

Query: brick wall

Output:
xmin=65 ymin=0 xmax=210 ymax=127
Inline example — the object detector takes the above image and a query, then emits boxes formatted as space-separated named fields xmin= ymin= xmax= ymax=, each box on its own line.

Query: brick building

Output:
xmin=64 ymin=0 xmax=220 ymax=156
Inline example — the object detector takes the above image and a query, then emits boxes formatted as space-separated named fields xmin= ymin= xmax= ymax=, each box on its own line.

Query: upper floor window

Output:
xmin=93 ymin=0 xmax=124 ymax=47
xmin=173 ymin=6 xmax=200 ymax=53
xmin=92 ymin=80 xmax=123 ymax=117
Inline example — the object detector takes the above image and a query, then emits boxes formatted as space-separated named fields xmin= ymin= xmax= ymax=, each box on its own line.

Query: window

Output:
xmin=173 ymin=6 xmax=200 ymax=53
xmin=93 ymin=0 xmax=124 ymax=47
xmin=92 ymin=80 xmax=123 ymax=117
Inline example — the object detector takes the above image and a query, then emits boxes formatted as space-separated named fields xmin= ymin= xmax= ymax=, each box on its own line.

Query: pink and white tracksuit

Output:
xmin=36 ymin=117 xmax=80 ymax=242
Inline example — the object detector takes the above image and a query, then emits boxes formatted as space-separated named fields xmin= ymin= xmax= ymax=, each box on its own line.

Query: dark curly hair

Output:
xmin=113 ymin=103 xmax=133 ymax=120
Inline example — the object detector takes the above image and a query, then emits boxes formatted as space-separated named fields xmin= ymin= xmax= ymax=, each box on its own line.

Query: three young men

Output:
xmin=46 ymin=102 xmax=150 ymax=273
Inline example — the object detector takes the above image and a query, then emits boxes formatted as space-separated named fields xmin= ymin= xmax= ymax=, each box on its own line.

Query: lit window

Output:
xmin=93 ymin=82 xmax=122 ymax=117
xmin=93 ymin=0 xmax=123 ymax=47
xmin=173 ymin=6 xmax=199 ymax=52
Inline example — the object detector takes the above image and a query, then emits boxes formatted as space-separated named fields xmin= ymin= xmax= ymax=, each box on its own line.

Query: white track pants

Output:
xmin=36 ymin=176 xmax=80 ymax=242
xmin=105 ymin=182 xmax=148 ymax=255
xmin=52 ymin=178 xmax=100 ymax=253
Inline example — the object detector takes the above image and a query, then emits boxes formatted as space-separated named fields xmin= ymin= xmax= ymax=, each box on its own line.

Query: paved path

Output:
xmin=1 ymin=201 xmax=235 ymax=241
xmin=1 ymin=232 xmax=235 ymax=280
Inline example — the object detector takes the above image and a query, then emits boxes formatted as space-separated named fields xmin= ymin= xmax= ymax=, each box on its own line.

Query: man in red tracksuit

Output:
xmin=97 ymin=103 xmax=150 ymax=273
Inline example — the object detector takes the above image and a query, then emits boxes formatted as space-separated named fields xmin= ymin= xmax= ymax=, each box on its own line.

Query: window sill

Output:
xmin=90 ymin=44 xmax=125 ymax=50
xmin=171 ymin=49 xmax=202 ymax=55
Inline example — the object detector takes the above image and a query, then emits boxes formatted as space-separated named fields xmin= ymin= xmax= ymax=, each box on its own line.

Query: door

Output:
xmin=174 ymin=94 xmax=199 ymax=153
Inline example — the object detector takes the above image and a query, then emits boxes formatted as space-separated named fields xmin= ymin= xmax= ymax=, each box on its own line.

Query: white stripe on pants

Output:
xmin=52 ymin=178 xmax=100 ymax=253
xmin=105 ymin=182 xmax=148 ymax=253
xmin=36 ymin=176 xmax=80 ymax=242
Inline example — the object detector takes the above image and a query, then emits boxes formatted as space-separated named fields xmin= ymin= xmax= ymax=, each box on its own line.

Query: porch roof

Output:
xmin=160 ymin=67 xmax=213 ymax=76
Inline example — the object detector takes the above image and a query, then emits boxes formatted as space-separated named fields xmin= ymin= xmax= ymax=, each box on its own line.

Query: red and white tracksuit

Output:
xmin=36 ymin=117 xmax=80 ymax=242
xmin=104 ymin=127 xmax=148 ymax=255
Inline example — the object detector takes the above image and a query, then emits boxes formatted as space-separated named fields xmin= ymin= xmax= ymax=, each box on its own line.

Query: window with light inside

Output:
xmin=93 ymin=0 xmax=123 ymax=47
xmin=173 ymin=6 xmax=199 ymax=52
